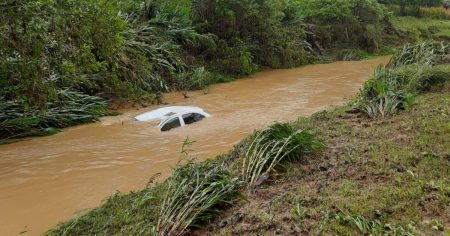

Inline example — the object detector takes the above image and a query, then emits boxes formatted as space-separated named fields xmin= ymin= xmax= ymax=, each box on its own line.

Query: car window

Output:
xmin=161 ymin=117 xmax=181 ymax=131
xmin=182 ymin=113 xmax=205 ymax=125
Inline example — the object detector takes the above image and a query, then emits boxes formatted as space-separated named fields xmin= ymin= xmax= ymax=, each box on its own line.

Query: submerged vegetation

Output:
xmin=2 ymin=0 xmax=448 ymax=141
xmin=47 ymin=42 xmax=450 ymax=235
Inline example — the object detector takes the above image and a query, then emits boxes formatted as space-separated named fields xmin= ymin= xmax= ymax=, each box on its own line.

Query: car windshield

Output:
xmin=160 ymin=117 xmax=181 ymax=131
xmin=182 ymin=113 xmax=205 ymax=125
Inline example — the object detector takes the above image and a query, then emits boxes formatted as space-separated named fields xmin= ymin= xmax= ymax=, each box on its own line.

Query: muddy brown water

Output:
xmin=0 ymin=57 xmax=389 ymax=235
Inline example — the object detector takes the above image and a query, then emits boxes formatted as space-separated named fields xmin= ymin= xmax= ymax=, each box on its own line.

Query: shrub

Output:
xmin=175 ymin=67 xmax=213 ymax=91
xmin=358 ymin=66 xmax=411 ymax=118
xmin=296 ymin=0 xmax=386 ymax=50
xmin=404 ymin=64 xmax=450 ymax=92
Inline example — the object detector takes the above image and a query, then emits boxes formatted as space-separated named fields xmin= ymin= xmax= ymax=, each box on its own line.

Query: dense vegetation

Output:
xmin=47 ymin=42 xmax=450 ymax=235
xmin=4 ymin=0 xmax=447 ymax=142
xmin=357 ymin=41 xmax=449 ymax=118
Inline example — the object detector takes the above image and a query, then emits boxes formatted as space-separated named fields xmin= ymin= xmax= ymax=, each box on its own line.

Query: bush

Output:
xmin=358 ymin=66 xmax=412 ymax=118
xmin=191 ymin=0 xmax=311 ymax=70
xmin=296 ymin=0 xmax=386 ymax=50
xmin=174 ymin=67 xmax=213 ymax=91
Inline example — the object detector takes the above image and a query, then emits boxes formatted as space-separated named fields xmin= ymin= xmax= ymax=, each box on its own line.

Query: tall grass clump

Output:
xmin=156 ymin=160 xmax=239 ymax=236
xmin=387 ymin=42 xmax=449 ymax=69
xmin=242 ymin=123 xmax=323 ymax=187
xmin=358 ymin=66 xmax=413 ymax=118
xmin=0 ymin=90 xmax=108 ymax=142
xmin=358 ymin=41 xmax=450 ymax=118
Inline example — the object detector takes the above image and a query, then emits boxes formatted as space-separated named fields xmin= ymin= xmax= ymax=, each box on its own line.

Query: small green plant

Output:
xmin=334 ymin=212 xmax=415 ymax=235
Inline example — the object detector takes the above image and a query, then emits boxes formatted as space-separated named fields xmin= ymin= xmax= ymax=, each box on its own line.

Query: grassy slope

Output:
xmin=199 ymin=90 xmax=450 ymax=235
xmin=391 ymin=17 xmax=450 ymax=41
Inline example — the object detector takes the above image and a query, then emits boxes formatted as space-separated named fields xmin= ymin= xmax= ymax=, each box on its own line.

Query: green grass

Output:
xmin=390 ymin=17 xmax=450 ymax=41
xmin=0 ymin=90 xmax=111 ymax=143
xmin=356 ymin=41 xmax=449 ymax=118
xmin=435 ymin=29 xmax=450 ymax=38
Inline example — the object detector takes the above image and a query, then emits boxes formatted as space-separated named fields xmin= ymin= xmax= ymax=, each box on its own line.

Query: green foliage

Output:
xmin=387 ymin=41 xmax=449 ymax=68
xmin=0 ymin=0 xmax=125 ymax=103
xmin=359 ymin=66 xmax=409 ymax=118
xmin=358 ymin=41 xmax=450 ymax=118
xmin=0 ymin=90 xmax=108 ymax=141
xmin=157 ymin=159 xmax=239 ymax=235
xmin=242 ymin=123 xmax=323 ymax=187
xmin=390 ymin=17 xmax=450 ymax=42
xmin=334 ymin=212 xmax=415 ymax=235
xmin=379 ymin=0 xmax=444 ymax=17
xmin=296 ymin=0 xmax=387 ymax=50
xmin=191 ymin=0 xmax=311 ymax=69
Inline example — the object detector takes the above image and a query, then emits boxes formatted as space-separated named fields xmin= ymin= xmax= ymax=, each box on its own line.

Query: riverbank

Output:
xmin=199 ymin=90 xmax=450 ymax=235
xmin=0 ymin=57 xmax=390 ymax=235
xmin=47 ymin=43 xmax=449 ymax=235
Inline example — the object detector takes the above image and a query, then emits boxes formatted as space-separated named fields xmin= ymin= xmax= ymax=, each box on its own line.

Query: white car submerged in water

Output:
xmin=134 ymin=106 xmax=210 ymax=131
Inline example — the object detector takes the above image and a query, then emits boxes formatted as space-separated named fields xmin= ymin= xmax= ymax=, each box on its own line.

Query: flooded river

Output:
xmin=0 ymin=57 xmax=389 ymax=235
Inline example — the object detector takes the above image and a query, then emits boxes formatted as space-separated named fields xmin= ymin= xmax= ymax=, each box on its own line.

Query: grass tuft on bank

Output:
xmin=357 ymin=41 xmax=449 ymax=118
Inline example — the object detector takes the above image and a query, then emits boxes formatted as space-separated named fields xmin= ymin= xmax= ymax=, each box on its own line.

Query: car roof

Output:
xmin=134 ymin=106 xmax=209 ymax=122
